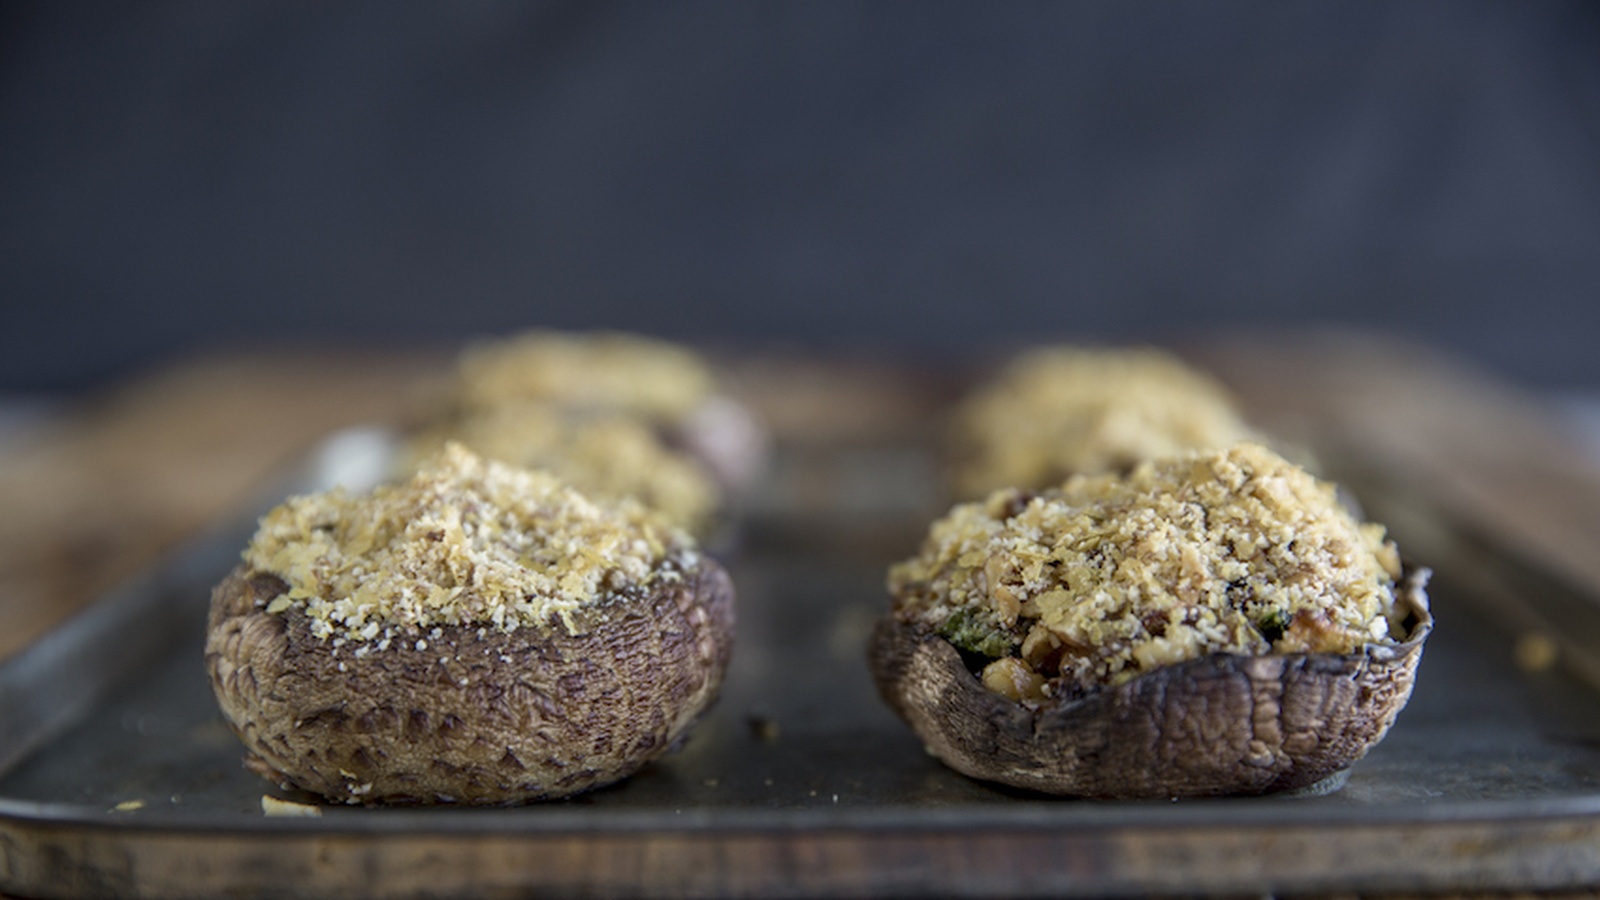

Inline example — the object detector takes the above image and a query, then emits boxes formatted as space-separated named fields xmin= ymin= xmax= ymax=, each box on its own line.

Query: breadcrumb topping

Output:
xmin=891 ymin=443 xmax=1405 ymax=699
xmin=455 ymin=331 xmax=715 ymax=420
xmin=404 ymin=403 xmax=720 ymax=536
xmin=950 ymin=347 xmax=1258 ymax=498
xmin=246 ymin=443 xmax=693 ymax=640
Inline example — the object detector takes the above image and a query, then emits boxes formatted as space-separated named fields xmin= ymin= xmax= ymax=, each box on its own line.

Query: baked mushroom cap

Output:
xmin=877 ymin=442 xmax=1430 ymax=798
xmin=869 ymin=567 xmax=1429 ymax=799
xmin=203 ymin=444 xmax=735 ymax=805
xmin=207 ymin=558 xmax=733 ymax=805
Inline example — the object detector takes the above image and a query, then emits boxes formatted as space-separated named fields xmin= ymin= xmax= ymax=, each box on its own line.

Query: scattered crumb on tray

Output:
xmin=261 ymin=795 xmax=323 ymax=817
xmin=746 ymin=714 xmax=781 ymax=743
xmin=1514 ymin=632 xmax=1559 ymax=673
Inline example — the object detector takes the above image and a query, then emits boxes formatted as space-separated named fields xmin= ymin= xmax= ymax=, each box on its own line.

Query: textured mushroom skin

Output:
xmin=870 ymin=569 xmax=1430 ymax=799
xmin=205 ymin=559 xmax=735 ymax=805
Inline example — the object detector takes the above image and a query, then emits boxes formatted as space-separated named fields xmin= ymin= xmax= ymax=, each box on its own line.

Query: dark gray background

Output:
xmin=3 ymin=1 xmax=1598 ymax=391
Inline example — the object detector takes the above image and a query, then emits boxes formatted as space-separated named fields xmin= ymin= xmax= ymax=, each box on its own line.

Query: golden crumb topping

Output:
xmin=404 ymin=403 xmax=720 ymax=537
xmin=891 ymin=443 xmax=1404 ymax=699
xmin=455 ymin=331 xmax=715 ymax=420
xmin=949 ymin=346 xmax=1258 ymax=498
xmin=246 ymin=443 xmax=692 ymax=640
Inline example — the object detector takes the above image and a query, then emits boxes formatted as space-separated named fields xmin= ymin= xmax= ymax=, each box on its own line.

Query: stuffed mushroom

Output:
xmin=450 ymin=330 xmax=766 ymax=493
xmin=871 ymin=442 xmax=1430 ymax=799
xmin=948 ymin=346 xmax=1260 ymax=500
xmin=401 ymin=403 xmax=723 ymax=539
xmin=205 ymin=443 xmax=735 ymax=805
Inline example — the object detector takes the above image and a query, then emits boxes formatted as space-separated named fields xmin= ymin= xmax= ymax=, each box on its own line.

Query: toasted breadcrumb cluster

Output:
xmin=247 ymin=443 xmax=693 ymax=641
xmin=891 ymin=443 xmax=1404 ymax=701
xmin=949 ymin=347 xmax=1259 ymax=498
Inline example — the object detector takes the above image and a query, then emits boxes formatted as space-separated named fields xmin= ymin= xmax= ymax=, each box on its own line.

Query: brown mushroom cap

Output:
xmin=205 ymin=555 xmax=735 ymax=805
xmin=869 ymin=568 xmax=1430 ymax=799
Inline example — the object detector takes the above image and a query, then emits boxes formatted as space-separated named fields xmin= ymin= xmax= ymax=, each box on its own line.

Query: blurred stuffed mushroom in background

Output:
xmin=946 ymin=346 xmax=1261 ymax=500
xmin=402 ymin=403 xmax=722 ymax=540
xmin=399 ymin=331 xmax=765 ymax=543
xmin=456 ymin=332 xmax=765 ymax=489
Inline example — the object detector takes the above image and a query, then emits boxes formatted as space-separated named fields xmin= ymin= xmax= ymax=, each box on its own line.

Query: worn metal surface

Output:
xmin=4 ymin=435 xmax=1600 ymax=898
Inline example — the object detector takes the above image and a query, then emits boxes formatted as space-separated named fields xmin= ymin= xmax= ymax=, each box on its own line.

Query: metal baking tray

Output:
xmin=5 ymin=425 xmax=1600 ymax=899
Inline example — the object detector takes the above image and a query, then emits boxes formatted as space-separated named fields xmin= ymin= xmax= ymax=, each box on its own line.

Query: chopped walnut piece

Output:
xmin=980 ymin=657 xmax=1047 ymax=703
